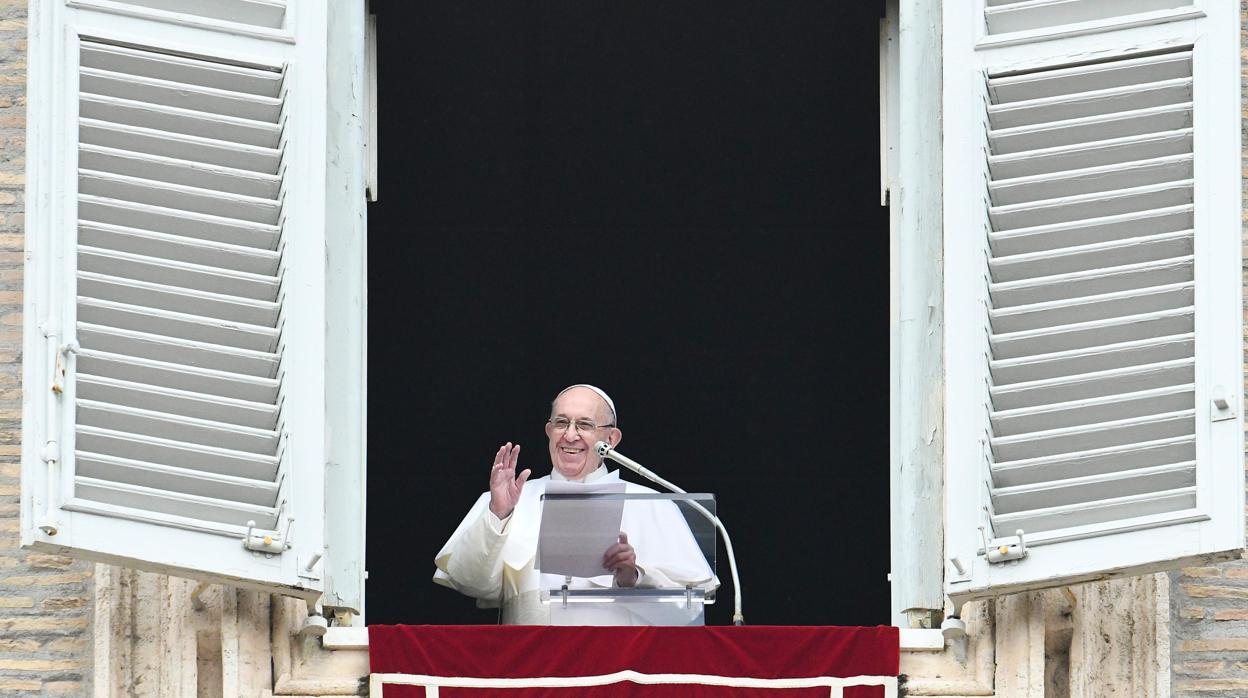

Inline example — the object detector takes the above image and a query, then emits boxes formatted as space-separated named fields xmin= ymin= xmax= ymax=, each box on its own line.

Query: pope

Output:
xmin=433 ymin=384 xmax=715 ymax=624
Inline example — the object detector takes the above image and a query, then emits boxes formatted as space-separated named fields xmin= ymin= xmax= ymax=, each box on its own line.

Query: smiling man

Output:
xmin=433 ymin=384 xmax=715 ymax=624
xmin=545 ymin=385 xmax=623 ymax=483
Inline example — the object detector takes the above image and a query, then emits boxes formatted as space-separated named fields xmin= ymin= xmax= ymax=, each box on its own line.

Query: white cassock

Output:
xmin=434 ymin=465 xmax=717 ymax=625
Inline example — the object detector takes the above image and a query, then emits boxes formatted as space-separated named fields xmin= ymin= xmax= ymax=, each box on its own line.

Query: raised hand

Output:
xmin=488 ymin=442 xmax=530 ymax=520
xmin=603 ymin=531 xmax=638 ymax=587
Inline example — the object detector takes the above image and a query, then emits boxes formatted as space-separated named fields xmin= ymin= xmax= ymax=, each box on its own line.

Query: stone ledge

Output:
xmin=320 ymin=626 xmax=945 ymax=653
xmin=322 ymin=626 xmax=368 ymax=651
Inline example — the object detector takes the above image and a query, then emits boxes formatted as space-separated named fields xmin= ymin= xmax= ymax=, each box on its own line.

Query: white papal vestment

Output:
xmin=434 ymin=466 xmax=716 ymax=625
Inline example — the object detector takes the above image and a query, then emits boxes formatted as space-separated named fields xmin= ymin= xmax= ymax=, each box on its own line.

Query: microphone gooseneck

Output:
xmin=594 ymin=441 xmax=745 ymax=626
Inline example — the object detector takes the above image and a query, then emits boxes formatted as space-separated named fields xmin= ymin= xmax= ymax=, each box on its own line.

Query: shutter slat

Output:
xmin=77 ymin=348 xmax=279 ymax=403
xmin=991 ymin=461 xmax=1194 ymax=513
xmin=990 ymin=409 xmax=1194 ymax=462
xmin=990 ymin=231 xmax=1191 ymax=282
xmin=74 ymin=477 xmax=279 ymax=528
xmin=78 ymin=373 xmax=279 ymax=430
xmin=80 ymin=67 xmax=283 ymax=122
xmin=991 ymin=357 xmax=1193 ymax=410
xmin=989 ymin=180 xmax=1193 ymax=230
xmin=76 ymin=451 xmax=279 ymax=506
xmin=89 ymin=0 xmax=289 ymax=31
xmin=79 ymin=144 xmax=281 ymax=198
xmin=990 ymin=334 xmax=1193 ymax=385
xmin=989 ymin=205 xmax=1192 ymax=257
xmin=77 ymin=297 xmax=280 ymax=353
xmin=991 ymin=435 xmax=1194 ymax=487
xmin=77 ymin=399 xmax=279 ymax=455
xmin=984 ymin=0 xmax=1191 ymax=36
xmin=989 ymin=154 xmax=1191 ymax=206
xmin=991 ymin=307 xmax=1192 ymax=359
xmin=79 ymin=222 xmax=281 ymax=276
xmin=80 ymin=120 xmax=281 ymax=174
xmin=990 ymin=257 xmax=1193 ymax=307
xmin=987 ymin=51 xmax=1192 ymax=101
xmin=79 ymin=170 xmax=281 ymax=225
xmin=989 ymin=282 xmax=1192 ymax=334
xmin=80 ymin=94 xmax=281 ymax=148
xmin=989 ymin=130 xmax=1192 ymax=180
xmin=80 ymin=41 xmax=282 ymax=97
xmin=79 ymin=246 xmax=280 ymax=301
xmin=987 ymin=78 xmax=1191 ymax=129
xmin=989 ymin=103 xmax=1192 ymax=155
xmin=77 ymin=324 xmax=278 ymax=378
xmin=76 ymin=424 xmax=279 ymax=481
xmin=78 ymin=272 xmax=281 ymax=327
xmin=991 ymin=383 xmax=1193 ymax=436
xmin=79 ymin=196 xmax=280 ymax=249
xmin=991 ymin=487 xmax=1196 ymax=533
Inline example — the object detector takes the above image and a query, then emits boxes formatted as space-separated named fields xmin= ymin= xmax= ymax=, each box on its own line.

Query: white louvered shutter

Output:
xmin=944 ymin=1 xmax=1242 ymax=603
xmin=22 ymin=0 xmax=330 ymax=598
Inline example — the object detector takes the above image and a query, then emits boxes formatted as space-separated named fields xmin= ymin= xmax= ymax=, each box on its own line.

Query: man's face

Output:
xmin=545 ymin=387 xmax=621 ymax=480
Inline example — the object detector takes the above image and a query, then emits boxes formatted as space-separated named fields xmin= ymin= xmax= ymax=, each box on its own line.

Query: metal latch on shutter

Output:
xmin=1211 ymin=386 xmax=1237 ymax=422
xmin=50 ymin=341 xmax=78 ymax=395
xmin=980 ymin=526 xmax=1028 ymax=564
xmin=243 ymin=518 xmax=291 ymax=555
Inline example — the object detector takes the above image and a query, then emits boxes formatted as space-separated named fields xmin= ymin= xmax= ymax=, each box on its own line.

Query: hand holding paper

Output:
xmin=603 ymin=532 xmax=638 ymax=587
xmin=537 ymin=480 xmax=627 ymax=579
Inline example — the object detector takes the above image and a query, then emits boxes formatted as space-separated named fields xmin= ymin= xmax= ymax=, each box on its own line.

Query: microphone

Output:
xmin=595 ymin=441 xmax=744 ymax=625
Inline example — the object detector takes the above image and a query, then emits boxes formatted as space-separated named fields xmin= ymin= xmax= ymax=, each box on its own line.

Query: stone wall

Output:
xmin=92 ymin=568 xmax=367 ymax=697
xmin=0 ymin=3 xmax=94 ymax=695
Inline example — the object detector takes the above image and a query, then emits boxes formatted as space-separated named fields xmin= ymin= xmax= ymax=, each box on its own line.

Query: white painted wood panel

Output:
xmin=22 ymin=0 xmax=329 ymax=600
xmin=943 ymin=2 xmax=1242 ymax=602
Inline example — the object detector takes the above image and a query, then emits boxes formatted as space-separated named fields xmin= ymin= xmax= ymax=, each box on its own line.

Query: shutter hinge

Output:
xmin=980 ymin=526 xmax=1028 ymax=564
xmin=40 ymin=439 xmax=60 ymax=465
xmin=38 ymin=439 xmax=60 ymax=536
xmin=37 ymin=323 xmax=74 ymax=538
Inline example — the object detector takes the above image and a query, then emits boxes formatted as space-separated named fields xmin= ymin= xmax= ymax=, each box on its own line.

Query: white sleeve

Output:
xmin=433 ymin=493 xmax=510 ymax=602
xmin=622 ymin=495 xmax=720 ymax=591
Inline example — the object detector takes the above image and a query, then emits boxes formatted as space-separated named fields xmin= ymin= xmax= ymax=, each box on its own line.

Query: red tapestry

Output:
xmin=368 ymin=625 xmax=898 ymax=698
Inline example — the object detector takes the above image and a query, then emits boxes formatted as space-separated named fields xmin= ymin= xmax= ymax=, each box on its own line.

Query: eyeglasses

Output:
xmin=549 ymin=417 xmax=615 ymax=434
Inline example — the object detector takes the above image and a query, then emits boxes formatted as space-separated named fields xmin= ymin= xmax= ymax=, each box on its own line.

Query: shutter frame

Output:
xmin=943 ymin=2 xmax=1243 ymax=603
xmin=21 ymin=0 xmax=337 ymax=600
xmin=319 ymin=0 xmax=368 ymax=615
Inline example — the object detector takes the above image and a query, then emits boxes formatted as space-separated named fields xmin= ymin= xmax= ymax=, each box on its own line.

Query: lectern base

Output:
xmin=542 ymin=588 xmax=707 ymax=626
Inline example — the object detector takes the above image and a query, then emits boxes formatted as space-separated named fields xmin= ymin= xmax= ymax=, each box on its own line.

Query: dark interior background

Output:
xmin=365 ymin=0 xmax=890 ymax=626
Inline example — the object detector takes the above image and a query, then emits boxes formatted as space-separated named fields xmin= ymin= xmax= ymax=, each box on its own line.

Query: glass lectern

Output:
xmin=536 ymin=491 xmax=718 ymax=626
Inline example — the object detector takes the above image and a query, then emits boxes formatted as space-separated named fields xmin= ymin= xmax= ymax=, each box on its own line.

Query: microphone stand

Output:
xmin=595 ymin=441 xmax=744 ymax=625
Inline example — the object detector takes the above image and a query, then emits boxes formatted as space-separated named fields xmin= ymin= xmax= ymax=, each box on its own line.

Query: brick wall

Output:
xmin=0 ymin=2 xmax=94 ymax=695
xmin=1168 ymin=3 xmax=1248 ymax=695
xmin=1170 ymin=564 xmax=1248 ymax=694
